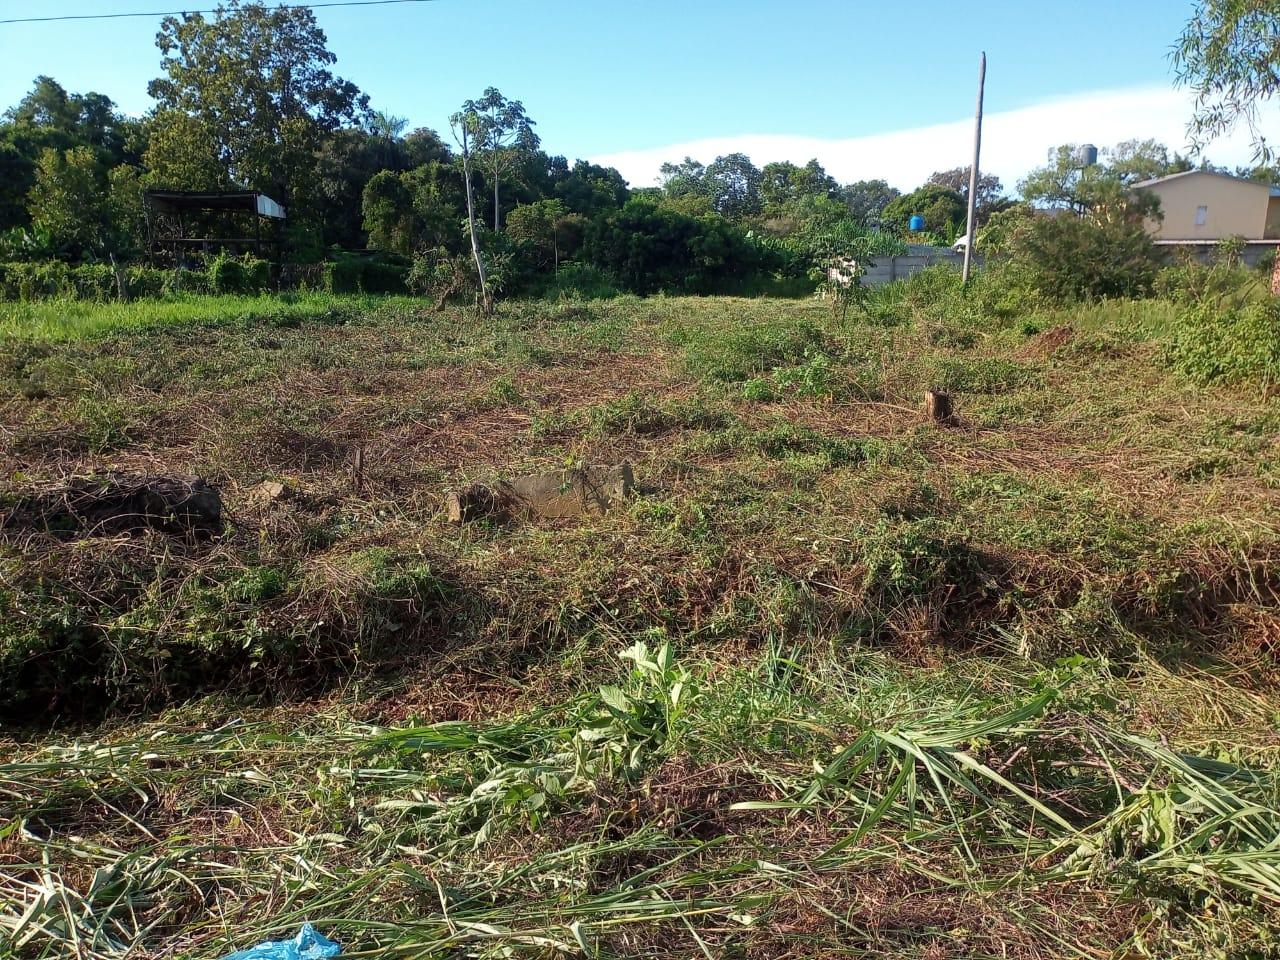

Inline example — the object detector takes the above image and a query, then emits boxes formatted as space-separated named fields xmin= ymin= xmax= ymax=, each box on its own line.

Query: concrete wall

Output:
xmin=1140 ymin=172 xmax=1271 ymax=240
xmin=862 ymin=249 xmax=968 ymax=287
xmin=1155 ymin=240 xmax=1279 ymax=267
xmin=1266 ymin=197 xmax=1280 ymax=239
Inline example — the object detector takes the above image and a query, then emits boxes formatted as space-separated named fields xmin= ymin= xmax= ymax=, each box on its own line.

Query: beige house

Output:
xmin=1133 ymin=169 xmax=1280 ymax=241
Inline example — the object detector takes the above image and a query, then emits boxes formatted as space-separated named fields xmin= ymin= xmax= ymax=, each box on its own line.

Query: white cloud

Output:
xmin=589 ymin=85 xmax=1280 ymax=192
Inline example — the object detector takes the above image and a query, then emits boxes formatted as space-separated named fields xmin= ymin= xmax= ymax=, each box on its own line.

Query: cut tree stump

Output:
xmin=2 ymin=474 xmax=223 ymax=538
xmin=446 ymin=484 xmax=508 ymax=523
xmin=447 ymin=464 xmax=634 ymax=523
xmin=924 ymin=388 xmax=954 ymax=425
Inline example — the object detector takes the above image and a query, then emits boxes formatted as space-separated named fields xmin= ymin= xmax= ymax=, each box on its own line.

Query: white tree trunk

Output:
xmin=461 ymin=134 xmax=491 ymax=314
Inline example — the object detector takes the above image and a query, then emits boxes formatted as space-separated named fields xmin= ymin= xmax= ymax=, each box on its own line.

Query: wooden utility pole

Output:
xmin=962 ymin=52 xmax=987 ymax=285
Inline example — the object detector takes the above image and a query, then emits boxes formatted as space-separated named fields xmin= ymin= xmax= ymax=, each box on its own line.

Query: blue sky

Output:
xmin=3 ymin=0 xmax=1272 ymax=188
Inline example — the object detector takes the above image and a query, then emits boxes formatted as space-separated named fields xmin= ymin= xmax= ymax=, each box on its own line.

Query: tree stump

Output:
xmin=446 ymin=464 xmax=635 ymax=523
xmin=446 ymin=484 xmax=506 ymax=523
xmin=1271 ymin=251 xmax=1280 ymax=296
xmin=924 ymin=388 xmax=954 ymax=425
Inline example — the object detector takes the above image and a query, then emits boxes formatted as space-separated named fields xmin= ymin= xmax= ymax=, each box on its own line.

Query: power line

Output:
xmin=0 ymin=0 xmax=437 ymax=26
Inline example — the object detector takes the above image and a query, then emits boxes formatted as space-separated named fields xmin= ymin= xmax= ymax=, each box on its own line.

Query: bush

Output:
xmin=1166 ymin=298 xmax=1280 ymax=386
xmin=1154 ymin=248 xmax=1261 ymax=307
xmin=542 ymin=262 xmax=619 ymax=300
xmin=406 ymin=253 xmax=477 ymax=304
xmin=583 ymin=198 xmax=772 ymax=295
xmin=0 ymin=261 xmax=71 ymax=300
xmin=320 ymin=253 xmax=408 ymax=294
xmin=996 ymin=212 xmax=1159 ymax=303
xmin=206 ymin=252 xmax=271 ymax=295
xmin=0 ymin=260 xmax=173 ymax=301
xmin=0 ymin=257 xmax=274 ymax=302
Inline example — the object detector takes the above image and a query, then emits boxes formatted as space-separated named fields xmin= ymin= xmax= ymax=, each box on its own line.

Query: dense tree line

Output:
xmin=3 ymin=0 xmax=1274 ymax=302
xmin=0 ymin=0 xmax=950 ymax=298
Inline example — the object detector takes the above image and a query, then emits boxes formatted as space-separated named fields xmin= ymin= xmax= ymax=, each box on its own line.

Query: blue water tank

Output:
xmin=909 ymin=215 xmax=925 ymax=232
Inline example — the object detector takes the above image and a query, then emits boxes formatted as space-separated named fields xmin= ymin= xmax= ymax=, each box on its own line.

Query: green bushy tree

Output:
xmin=990 ymin=205 xmax=1160 ymax=302
xmin=841 ymin=179 xmax=901 ymax=228
xmin=27 ymin=146 xmax=119 ymax=258
xmin=146 ymin=0 xmax=369 ymax=215
xmin=583 ymin=197 xmax=766 ymax=294
xmin=506 ymin=198 xmax=585 ymax=270
xmin=881 ymin=184 xmax=967 ymax=239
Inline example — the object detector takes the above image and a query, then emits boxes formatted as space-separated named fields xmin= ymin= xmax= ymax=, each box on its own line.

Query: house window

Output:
xmin=1195 ymin=205 xmax=1208 ymax=226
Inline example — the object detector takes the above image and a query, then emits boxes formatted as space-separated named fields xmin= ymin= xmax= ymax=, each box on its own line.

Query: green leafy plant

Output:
xmin=1167 ymin=298 xmax=1280 ymax=387
xmin=582 ymin=638 xmax=696 ymax=774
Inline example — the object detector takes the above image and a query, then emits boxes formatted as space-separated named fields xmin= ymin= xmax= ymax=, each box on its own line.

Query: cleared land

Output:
xmin=2 ymin=280 xmax=1278 ymax=959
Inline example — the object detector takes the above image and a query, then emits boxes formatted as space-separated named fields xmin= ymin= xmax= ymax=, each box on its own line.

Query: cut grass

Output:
xmin=2 ymin=286 xmax=1279 ymax=958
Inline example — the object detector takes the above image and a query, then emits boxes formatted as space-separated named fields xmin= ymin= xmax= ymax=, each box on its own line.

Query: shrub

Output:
xmin=992 ymin=210 xmax=1159 ymax=302
xmin=0 ymin=258 xmax=271 ymax=302
xmin=583 ymin=198 xmax=771 ymax=295
xmin=1154 ymin=248 xmax=1261 ymax=307
xmin=206 ymin=252 xmax=272 ymax=295
xmin=1166 ymin=298 xmax=1280 ymax=387
xmin=406 ymin=253 xmax=476 ymax=304
xmin=542 ymin=262 xmax=619 ymax=300
xmin=322 ymin=253 xmax=408 ymax=294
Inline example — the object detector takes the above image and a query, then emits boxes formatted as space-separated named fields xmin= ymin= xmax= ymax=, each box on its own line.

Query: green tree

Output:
xmin=704 ymin=153 xmax=763 ymax=219
xmin=4 ymin=76 xmax=140 ymax=164
xmin=143 ymin=109 xmax=226 ymax=190
xmin=27 ymin=146 xmax=116 ymax=257
xmin=403 ymin=161 xmax=466 ymax=251
xmin=361 ymin=170 xmax=415 ymax=254
xmin=659 ymin=157 xmax=708 ymax=200
xmin=881 ymin=184 xmax=967 ymax=239
xmin=314 ymin=128 xmax=385 ymax=248
xmin=1 ymin=76 xmax=142 ymax=232
xmin=551 ymin=158 xmax=629 ymax=217
xmin=660 ymin=153 xmax=765 ymax=219
xmin=361 ymin=161 xmax=464 ymax=256
xmin=1236 ymin=161 xmax=1280 ymax=182
xmin=1174 ymin=0 xmax=1280 ymax=160
xmin=1019 ymin=144 xmax=1165 ymax=219
xmin=0 ymin=142 xmax=30 ymax=229
xmin=107 ymin=164 xmax=149 ymax=257
xmin=840 ymin=179 xmax=901 ymax=227
xmin=926 ymin=166 xmax=1007 ymax=224
xmin=402 ymin=127 xmax=452 ymax=167
xmin=760 ymin=159 xmax=839 ymax=212
xmin=459 ymin=88 xmax=539 ymax=230
xmin=146 ymin=0 xmax=369 ymax=210
xmin=583 ymin=197 xmax=763 ymax=294
xmin=1105 ymin=139 xmax=1193 ymax=184
xmin=506 ymin=198 xmax=585 ymax=270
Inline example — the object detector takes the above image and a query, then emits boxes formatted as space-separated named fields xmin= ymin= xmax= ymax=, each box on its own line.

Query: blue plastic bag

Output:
xmin=221 ymin=924 xmax=341 ymax=960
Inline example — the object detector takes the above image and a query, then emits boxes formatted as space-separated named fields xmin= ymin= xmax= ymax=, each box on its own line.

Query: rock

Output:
xmin=246 ymin=480 xmax=292 ymax=509
xmin=447 ymin=463 xmax=635 ymax=523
